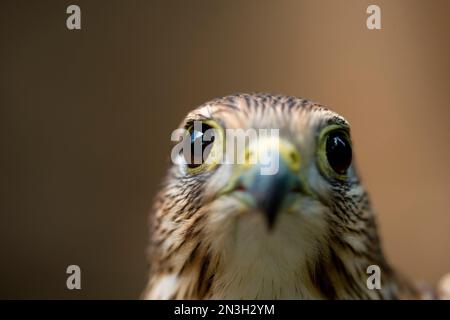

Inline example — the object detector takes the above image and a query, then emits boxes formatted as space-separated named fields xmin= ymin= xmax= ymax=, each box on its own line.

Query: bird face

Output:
xmin=145 ymin=94 xmax=407 ymax=299
xmin=166 ymin=94 xmax=358 ymax=274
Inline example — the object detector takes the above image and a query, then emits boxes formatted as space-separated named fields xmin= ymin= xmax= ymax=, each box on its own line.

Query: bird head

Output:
xmin=146 ymin=93 xmax=391 ymax=299
xmin=168 ymin=93 xmax=356 ymax=247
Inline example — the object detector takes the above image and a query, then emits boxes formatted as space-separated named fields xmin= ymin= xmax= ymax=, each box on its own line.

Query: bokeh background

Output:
xmin=1 ymin=0 xmax=449 ymax=299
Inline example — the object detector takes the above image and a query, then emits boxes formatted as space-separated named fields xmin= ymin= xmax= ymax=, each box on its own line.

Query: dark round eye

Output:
xmin=186 ymin=122 xmax=215 ymax=168
xmin=325 ymin=131 xmax=352 ymax=174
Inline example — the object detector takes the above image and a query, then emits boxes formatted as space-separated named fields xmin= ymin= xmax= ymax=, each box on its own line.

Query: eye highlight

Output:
xmin=325 ymin=131 xmax=352 ymax=174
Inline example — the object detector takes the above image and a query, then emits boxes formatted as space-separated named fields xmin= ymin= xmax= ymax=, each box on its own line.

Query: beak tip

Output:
xmin=266 ymin=220 xmax=276 ymax=231
xmin=263 ymin=207 xmax=278 ymax=231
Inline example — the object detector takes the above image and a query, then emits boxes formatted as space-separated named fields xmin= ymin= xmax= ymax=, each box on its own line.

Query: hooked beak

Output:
xmin=246 ymin=158 xmax=301 ymax=228
xmin=225 ymin=138 xmax=304 ymax=229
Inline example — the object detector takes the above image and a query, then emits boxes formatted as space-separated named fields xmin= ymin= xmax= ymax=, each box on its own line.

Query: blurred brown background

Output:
xmin=1 ymin=0 xmax=449 ymax=299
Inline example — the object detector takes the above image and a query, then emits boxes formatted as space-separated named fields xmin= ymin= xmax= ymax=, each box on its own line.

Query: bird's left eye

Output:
xmin=186 ymin=122 xmax=216 ymax=169
xmin=325 ymin=130 xmax=352 ymax=174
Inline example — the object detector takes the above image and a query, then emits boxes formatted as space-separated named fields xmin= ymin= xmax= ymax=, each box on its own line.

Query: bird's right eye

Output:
xmin=186 ymin=122 xmax=216 ymax=169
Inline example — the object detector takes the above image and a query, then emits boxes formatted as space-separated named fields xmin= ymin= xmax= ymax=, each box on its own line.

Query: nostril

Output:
xmin=290 ymin=152 xmax=297 ymax=162
xmin=244 ymin=150 xmax=254 ymax=165
xmin=289 ymin=151 xmax=300 ymax=166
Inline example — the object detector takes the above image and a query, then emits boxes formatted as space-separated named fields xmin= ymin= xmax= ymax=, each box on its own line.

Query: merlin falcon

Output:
xmin=142 ymin=93 xmax=418 ymax=299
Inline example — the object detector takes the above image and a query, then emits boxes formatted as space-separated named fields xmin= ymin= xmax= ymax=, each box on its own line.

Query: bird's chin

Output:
xmin=204 ymin=198 xmax=326 ymax=278
xmin=206 ymin=191 xmax=330 ymax=252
